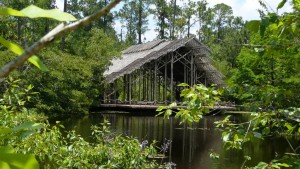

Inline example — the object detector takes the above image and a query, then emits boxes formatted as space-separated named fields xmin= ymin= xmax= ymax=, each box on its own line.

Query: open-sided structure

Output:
xmin=102 ymin=36 xmax=224 ymax=105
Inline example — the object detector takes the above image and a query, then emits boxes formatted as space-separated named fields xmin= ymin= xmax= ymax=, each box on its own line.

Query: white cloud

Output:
xmin=208 ymin=0 xmax=293 ymax=20
xmin=55 ymin=0 xmax=64 ymax=11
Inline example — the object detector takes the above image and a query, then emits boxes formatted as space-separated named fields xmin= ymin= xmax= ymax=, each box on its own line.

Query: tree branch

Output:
xmin=0 ymin=0 xmax=121 ymax=78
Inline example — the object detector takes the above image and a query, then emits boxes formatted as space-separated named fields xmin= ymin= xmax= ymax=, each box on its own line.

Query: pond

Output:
xmin=52 ymin=112 xmax=295 ymax=169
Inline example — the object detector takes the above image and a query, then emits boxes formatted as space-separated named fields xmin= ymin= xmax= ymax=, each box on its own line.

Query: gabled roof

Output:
xmin=104 ymin=36 xmax=224 ymax=85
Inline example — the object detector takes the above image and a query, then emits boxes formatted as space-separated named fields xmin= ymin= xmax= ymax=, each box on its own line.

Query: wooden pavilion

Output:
xmin=101 ymin=36 xmax=224 ymax=108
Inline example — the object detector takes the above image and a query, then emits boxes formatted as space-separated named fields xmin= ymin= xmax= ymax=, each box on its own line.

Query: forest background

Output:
xmin=0 ymin=0 xmax=299 ymax=168
xmin=1 ymin=0 xmax=299 ymax=114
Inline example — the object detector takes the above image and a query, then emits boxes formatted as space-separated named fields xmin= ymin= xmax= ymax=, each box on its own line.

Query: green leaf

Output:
xmin=28 ymin=56 xmax=49 ymax=71
xmin=222 ymin=132 xmax=230 ymax=142
xmin=156 ymin=106 xmax=167 ymax=112
xmin=0 ymin=153 xmax=39 ymax=169
xmin=277 ymin=0 xmax=287 ymax=10
xmin=277 ymin=163 xmax=291 ymax=167
xmin=253 ymin=132 xmax=262 ymax=139
xmin=262 ymin=127 xmax=270 ymax=135
xmin=0 ymin=7 xmax=25 ymax=17
xmin=165 ymin=109 xmax=172 ymax=118
xmin=260 ymin=18 xmax=270 ymax=37
xmin=20 ymin=5 xmax=76 ymax=21
xmin=254 ymin=48 xmax=264 ymax=53
xmin=0 ymin=36 xmax=48 ymax=72
xmin=246 ymin=20 xmax=261 ymax=32
xmin=0 ymin=146 xmax=14 ymax=154
xmin=0 ymin=128 xmax=13 ymax=135
xmin=178 ymin=83 xmax=189 ymax=87
xmin=0 ymin=36 xmax=24 ymax=55
xmin=168 ymin=102 xmax=177 ymax=108
xmin=284 ymin=122 xmax=294 ymax=131
xmin=13 ymin=122 xmax=44 ymax=131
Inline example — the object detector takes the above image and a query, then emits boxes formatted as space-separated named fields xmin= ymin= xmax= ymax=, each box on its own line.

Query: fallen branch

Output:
xmin=0 ymin=0 xmax=121 ymax=78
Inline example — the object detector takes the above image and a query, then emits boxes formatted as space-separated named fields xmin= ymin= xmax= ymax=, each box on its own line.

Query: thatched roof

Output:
xmin=104 ymin=36 xmax=224 ymax=85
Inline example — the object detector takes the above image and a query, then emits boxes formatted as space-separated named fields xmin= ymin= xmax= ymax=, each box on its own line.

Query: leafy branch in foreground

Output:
xmin=156 ymin=83 xmax=222 ymax=125
xmin=0 ymin=0 xmax=121 ymax=78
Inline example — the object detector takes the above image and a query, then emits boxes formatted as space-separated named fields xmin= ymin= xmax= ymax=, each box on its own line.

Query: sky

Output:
xmin=56 ymin=0 xmax=293 ymax=42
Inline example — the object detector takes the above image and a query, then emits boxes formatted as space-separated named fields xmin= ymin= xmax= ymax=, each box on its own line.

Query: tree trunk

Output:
xmin=61 ymin=0 xmax=67 ymax=50
xmin=187 ymin=17 xmax=190 ymax=37
xmin=172 ymin=0 xmax=176 ymax=39
xmin=138 ymin=0 xmax=142 ymax=44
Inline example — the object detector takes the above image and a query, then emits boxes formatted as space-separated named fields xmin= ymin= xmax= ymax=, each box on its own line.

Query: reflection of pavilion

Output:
xmin=103 ymin=114 xmax=223 ymax=168
xmin=102 ymin=36 xmax=224 ymax=107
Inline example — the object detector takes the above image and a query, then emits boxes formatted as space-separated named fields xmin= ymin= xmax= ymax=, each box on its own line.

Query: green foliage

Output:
xmin=22 ymin=48 xmax=102 ymax=114
xmin=12 ymin=122 xmax=159 ymax=168
xmin=156 ymin=83 xmax=222 ymax=126
xmin=0 ymin=79 xmax=161 ymax=168
xmin=0 ymin=35 xmax=48 ymax=72
xmin=224 ymin=0 xmax=299 ymax=109
xmin=0 ymin=4 xmax=76 ymax=72
xmin=0 ymin=76 xmax=38 ymax=114
xmin=0 ymin=78 xmax=46 ymax=169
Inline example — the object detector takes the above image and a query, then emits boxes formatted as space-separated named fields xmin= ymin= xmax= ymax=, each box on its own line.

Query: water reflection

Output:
xmin=54 ymin=113 xmax=297 ymax=169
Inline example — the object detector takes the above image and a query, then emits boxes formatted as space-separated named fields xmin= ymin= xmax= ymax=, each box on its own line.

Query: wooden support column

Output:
xmin=154 ymin=61 xmax=157 ymax=103
xmin=158 ymin=76 xmax=160 ymax=102
xmin=150 ymin=68 xmax=152 ymax=101
xmin=123 ymin=75 xmax=126 ymax=102
xmin=148 ymin=68 xmax=153 ymax=101
xmin=129 ymin=74 xmax=132 ymax=104
xmin=164 ymin=57 xmax=167 ymax=104
xmin=170 ymin=53 xmax=174 ymax=102
xmin=139 ymin=69 xmax=141 ymax=101
xmin=114 ymin=80 xmax=117 ymax=104
xmin=146 ymin=70 xmax=148 ymax=101
xmin=190 ymin=54 xmax=194 ymax=86
xmin=143 ymin=69 xmax=146 ymax=100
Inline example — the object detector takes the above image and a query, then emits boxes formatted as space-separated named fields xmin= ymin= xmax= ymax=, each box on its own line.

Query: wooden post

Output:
xmin=143 ymin=69 xmax=145 ymax=101
xmin=114 ymin=80 xmax=117 ymax=104
xmin=154 ymin=61 xmax=157 ymax=103
xmin=150 ymin=68 xmax=152 ymax=101
xmin=139 ymin=68 xmax=141 ymax=101
xmin=129 ymin=73 xmax=132 ymax=104
xmin=164 ymin=57 xmax=167 ymax=104
xmin=123 ymin=75 xmax=126 ymax=102
xmin=145 ymin=70 xmax=148 ymax=101
xmin=190 ymin=54 xmax=194 ymax=86
xmin=170 ymin=53 xmax=174 ymax=102
xmin=158 ymin=76 xmax=160 ymax=102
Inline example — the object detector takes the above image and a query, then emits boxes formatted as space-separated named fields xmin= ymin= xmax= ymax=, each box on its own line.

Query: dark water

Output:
xmin=53 ymin=113 xmax=296 ymax=169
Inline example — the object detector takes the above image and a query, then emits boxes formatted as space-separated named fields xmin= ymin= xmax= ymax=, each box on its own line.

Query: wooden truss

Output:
xmin=103 ymin=47 xmax=209 ymax=105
